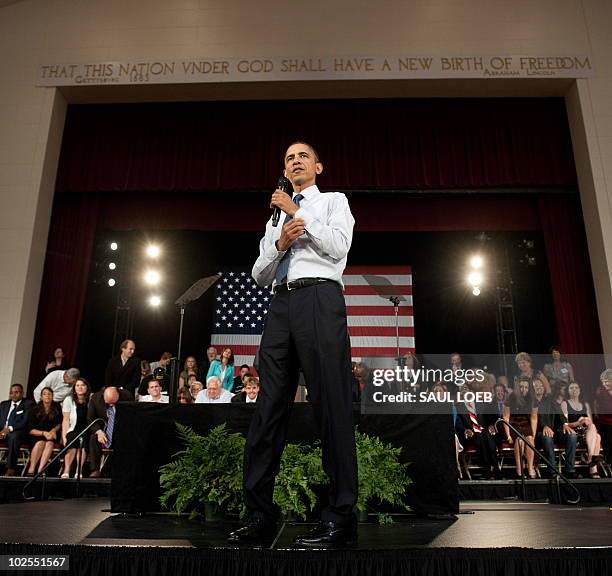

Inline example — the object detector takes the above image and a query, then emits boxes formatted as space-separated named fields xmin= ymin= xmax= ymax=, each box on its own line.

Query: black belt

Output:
xmin=274 ymin=277 xmax=333 ymax=293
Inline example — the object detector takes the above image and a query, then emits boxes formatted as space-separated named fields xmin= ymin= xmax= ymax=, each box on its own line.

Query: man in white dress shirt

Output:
xmin=33 ymin=368 xmax=80 ymax=403
xmin=138 ymin=379 xmax=169 ymax=403
xmin=195 ymin=376 xmax=234 ymax=404
xmin=229 ymin=142 xmax=357 ymax=547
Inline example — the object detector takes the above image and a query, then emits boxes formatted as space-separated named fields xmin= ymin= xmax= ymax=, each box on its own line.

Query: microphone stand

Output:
xmin=494 ymin=418 xmax=580 ymax=504
xmin=389 ymin=296 xmax=405 ymax=367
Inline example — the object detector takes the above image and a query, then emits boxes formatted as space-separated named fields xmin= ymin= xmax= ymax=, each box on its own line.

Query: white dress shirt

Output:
xmin=5 ymin=400 xmax=21 ymax=428
xmin=252 ymin=185 xmax=354 ymax=289
xmin=138 ymin=395 xmax=169 ymax=403
xmin=33 ymin=370 xmax=72 ymax=403
xmin=195 ymin=389 xmax=234 ymax=404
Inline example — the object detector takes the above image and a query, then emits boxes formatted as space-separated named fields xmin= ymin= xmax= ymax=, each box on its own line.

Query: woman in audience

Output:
xmin=594 ymin=369 xmax=612 ymax=466
xmin=207 ymin=347 xmax=235 ymax=391
xmin=514 ymin=352 xmax=551 ymax=394
xmin=177 ymin=387 xmax=193 ymax=404
xmin=543 ymin=346 xmax=574 ymax=385
xmin=189 ymin=380 xmax=204 ymax=401
xmin=61 ymin=378 xmax=91 ymax=478
xmin=562 ymin=381 xmax=603 ymax=478
xmin=45 ymin=347 xmax=67 ymax=374
xmin=27 ymin=387 xmax=62 ymax=476
xmin=503 ymin=377 xmax=538 ymax=478
xmin=179 ymin=356 xmax=199 ymax=388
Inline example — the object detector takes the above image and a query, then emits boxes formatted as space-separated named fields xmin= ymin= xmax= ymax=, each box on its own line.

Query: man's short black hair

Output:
xmin=10 ymin=383 xmax=23 ymax=391
xmin=240 ymin=364 xmax=249 ymax=370
xmin=284 ymin=141 xmax=320 ymax=163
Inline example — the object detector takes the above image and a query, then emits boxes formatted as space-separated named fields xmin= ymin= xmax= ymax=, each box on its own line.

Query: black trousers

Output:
xmin=244 ymin=281 xmax=357 ymax=524
xmin=5 ymin=431 xmax=28 ymax=469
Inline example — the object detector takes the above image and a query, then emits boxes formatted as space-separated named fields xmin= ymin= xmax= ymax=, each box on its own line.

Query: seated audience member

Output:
xmin=33 ymin=367 xmax=80 ymax=404
xmin=26 ymin=387 xmax=62 ymax=476
xmin=177 ymin=387 xmax=193 ymax=404
xmin=562 ymin=381 xmax=603 ymax=478
xmin=61 ymin=378 xmax=92 ymax=479
xmin=455 ymin=381 xmax=501 ymax=479
xmin=105 ymin=339 xmax=140 ymax=394
xmin=195 ymin=376 xmax=234 ymax=404
xmin=88 ymin=386 xmax=131 ymax=478
xmin=199 ymin=346 xmax=218 ymax=380
xmin=514 ymin=352 xmax=551 ymax=395
xmin=233 ymin=365 xmax=250 ymax=394
xmin=231 ymin=376 xmax=260 ymax=403
xmin=189 ymin=380 xmax=204 ymax=401
xmin=493 ymin=384 xmax=507 ymax=418
xmin=0 ymin=384 xmax=34 ymax=476
xmin=45 ymin=347 xmax=68 ymax=375
xmin=139 ymin=378 xmax=169 ymax=403
xmin=137 ymin=367 xmax=169 ymax=397
xmin=179 ymin=356 xmax=199 ymax=388
xmin=503 ymin=377 xmax=538 ymax=479
xmin=450 ymin=352 xmax=462 ymax=372
xmin=150 ymin=351 xmax=172 ymax=373
xmin=595 ymin=369 xmax=612 ymax=466
xmin=207 ymin=347 xmax=235 ymax=392
xmin=533 ymin=378 xmax=576 ymax=478
xmin=543 ymin=346 xmax=574 ymax=386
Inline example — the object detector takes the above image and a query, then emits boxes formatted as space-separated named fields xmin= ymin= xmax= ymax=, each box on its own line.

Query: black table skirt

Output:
xmin=111 ymin=402 xmax=459 ymax=515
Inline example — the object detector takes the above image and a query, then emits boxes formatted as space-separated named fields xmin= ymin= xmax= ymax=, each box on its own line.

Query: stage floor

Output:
xmin=1 ymin=498 xmax=611 ymax=549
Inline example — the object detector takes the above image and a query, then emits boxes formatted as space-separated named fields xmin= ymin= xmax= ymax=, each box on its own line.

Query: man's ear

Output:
xmin=315 ymin=162 xmax=323 ymax=175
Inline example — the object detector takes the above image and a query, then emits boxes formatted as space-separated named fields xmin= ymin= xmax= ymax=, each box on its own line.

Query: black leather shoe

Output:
xmin=294 ymin=521 xmax=357 ymax=547
xmin=228 ymin=520 xmax=277 ymax=545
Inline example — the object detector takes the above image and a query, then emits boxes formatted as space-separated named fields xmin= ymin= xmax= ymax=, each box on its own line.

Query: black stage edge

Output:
xmin=111 ymin=403 xmax=459 ymax=516
xmin=0 ymin=500 xmax=611 ymax=576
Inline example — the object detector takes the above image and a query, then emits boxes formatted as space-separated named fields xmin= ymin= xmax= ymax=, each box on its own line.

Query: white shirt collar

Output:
xmin=293 ymin=184 xmax=319 ymax=200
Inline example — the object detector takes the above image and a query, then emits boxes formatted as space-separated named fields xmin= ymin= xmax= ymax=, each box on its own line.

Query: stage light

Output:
xmin=149 ymin=295 xmax=161 ymax=307
xmin=144 ymin=270 xmax=161 ymax=285
xmin=470 ymin=255 xmax=484 ymax=269
xmin=108 ymin=262 xmax=116 ymax=270
xmin=110 ymin=242 xmax=118 ymax=251
xmin=108 ymin=278 xmax=116 ymax=287
xmin=467 ymin=271 xmax=483 ymax=286
xmin=146 ymin=244 xmax=161 ymax=258
xmin=472 ymin=286 xmax=481 ymax=296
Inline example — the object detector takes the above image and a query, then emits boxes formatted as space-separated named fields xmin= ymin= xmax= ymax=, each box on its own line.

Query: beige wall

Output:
xmin=0 ymin=0 xmax=611 ymax=395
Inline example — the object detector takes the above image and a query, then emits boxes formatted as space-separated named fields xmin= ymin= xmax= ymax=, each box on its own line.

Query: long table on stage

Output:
xmin=111 ymin=402 xmax=459 ymax=515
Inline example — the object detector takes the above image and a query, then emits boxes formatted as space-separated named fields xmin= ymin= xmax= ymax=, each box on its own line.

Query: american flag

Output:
xmin=211 ymin=266 xmax=415 ymax=368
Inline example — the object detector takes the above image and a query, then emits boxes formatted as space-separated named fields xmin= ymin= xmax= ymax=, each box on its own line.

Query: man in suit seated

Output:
xmin=0 ymin=384 xmax=34 ymax=476
xmin=231 ymin=377 xmax=260 ymax=403
xmin=87 ymin=386 xmax=131 ymax=478
xmin=195 ymin=376 xmax=234 ymax=404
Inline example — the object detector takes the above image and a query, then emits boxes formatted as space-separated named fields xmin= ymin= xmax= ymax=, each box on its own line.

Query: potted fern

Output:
xmin=355 ymin=430 xmax=412 ymax=524
xmin=273 ymin=443 xmax=326 ymax=521
xmin=159 ymin=423 xmax=245 ymax=520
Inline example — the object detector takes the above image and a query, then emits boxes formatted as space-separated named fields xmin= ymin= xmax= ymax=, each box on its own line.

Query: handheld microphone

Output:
xmin=272 ymin=175 xmax=292 ymax=227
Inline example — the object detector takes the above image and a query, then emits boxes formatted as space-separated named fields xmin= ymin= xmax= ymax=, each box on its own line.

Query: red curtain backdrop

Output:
xmin=29 ymin=195 xmax=99 ymax=388
xmin=55 ymin=98 xmax=576 ymax=193
xmin=29 ymin=98 xmax=602 ymax=390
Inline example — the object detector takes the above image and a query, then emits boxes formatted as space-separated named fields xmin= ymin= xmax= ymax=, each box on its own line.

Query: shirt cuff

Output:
xmin=264 ymin=241 xmax=286 ymax=260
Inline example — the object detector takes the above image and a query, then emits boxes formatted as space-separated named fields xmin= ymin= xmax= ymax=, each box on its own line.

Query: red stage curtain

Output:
xmin=56 ymin=98 xmax=576 ymax=193
xmin=28 ymin=195 xmax=99 ymax=390
xmin=537 ymin=195 xmax=603 ymax=353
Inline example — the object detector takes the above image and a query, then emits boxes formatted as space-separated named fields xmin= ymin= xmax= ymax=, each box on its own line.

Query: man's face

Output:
xmin=533 ymin=380 xmax=544 ymax=399
xmin=64 ymin=372 xmax=78 ymax=385
xmin=160 ymin=357 xmax=170 ymax=367
xmin=148 ymin=382 xmax=161 ymax=397
xmin=603 ymin=378 xmax=612 ymax=391
xmin=284 ymin=143 xmax=322 ymax=190
xmin=122 ymin=341 xmax=135 ymax=358
xmin=495 ymin=386 xmax=506 ymax=401
xmin=9 ymin=386 xmax=23 ymax=403
xmin=245 ymin=383 xmax=259 ymax=400
xmin=190 ymin=382 xmax=203 ymax=397
xmin=207 ymin=347 xmax=217 ymax=361
xmin=240 ymin=367 xmax=249 ymax=379
xmin=450 ymin=354 xmax=461 ymax=368
xmin=207 ymin=382 xmax=221 ymax=399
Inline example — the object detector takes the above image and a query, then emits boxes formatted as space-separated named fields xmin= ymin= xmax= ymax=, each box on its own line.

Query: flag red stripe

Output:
xmin=349 ymin=347 xmax=415 ymax=356
xmin=345 ymin=266 xmax=412 ymax=274
xmin=348 ymin=326 xmax=415 ymax=337
xmin=346 ymin=306 xmax=414 ymax=316
xmin=344 ymin=285 xmax=413 ymax=296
